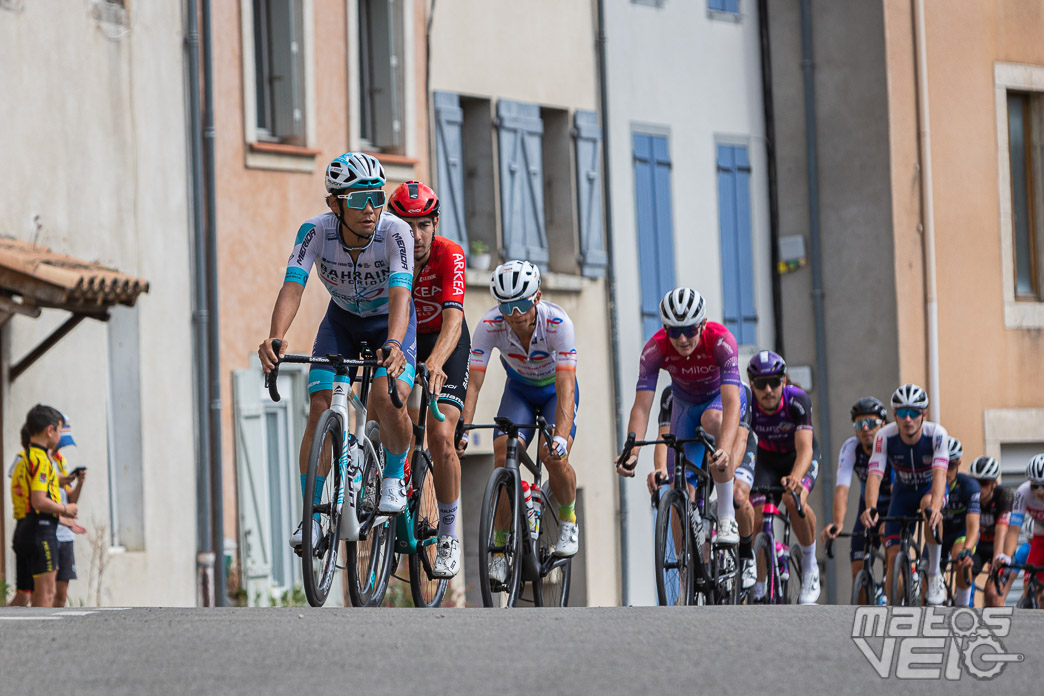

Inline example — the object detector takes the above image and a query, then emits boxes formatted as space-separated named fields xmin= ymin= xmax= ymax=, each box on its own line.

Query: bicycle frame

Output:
xmin=749 ymin=486 xmax=803 ymax=604
xmin=394 ymin=364 xmax=445 ymax=556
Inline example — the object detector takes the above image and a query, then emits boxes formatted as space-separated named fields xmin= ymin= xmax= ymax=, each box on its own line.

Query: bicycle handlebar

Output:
xmin=992 ymin=561 xmax=1044 ymax=594
xmin=264 ymin=338 xmax=403 ymax=408
xmin=615 ymin=428 xmax=717 ymax=473
xmin=414 ymin=364 xmax=445 ymax=423
xmin=750 ymin=485 xmax=805 ymax=519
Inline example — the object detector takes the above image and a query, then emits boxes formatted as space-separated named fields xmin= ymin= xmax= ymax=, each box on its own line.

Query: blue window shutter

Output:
xmin=727 ymin=0 xmax=739 ymax=13
xmin=497 ymin=99 xmax=548 ymax=267
xmin=717 ymin=144 xmax=757 ymax=345
xmin=634 ymin=133 xmax=676 ymax=340
xmin=433 ymin=92 xmax=467 ymax=248
xmin=574 ymin=110 xmax=608 ymax=278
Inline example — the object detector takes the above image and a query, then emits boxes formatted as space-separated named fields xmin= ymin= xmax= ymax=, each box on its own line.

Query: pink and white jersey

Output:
xmin=469 ymin=301 xmax=577 ymax=387
xmin=635 ymin=323 xmax=740 ymax=405
xmin=1011 ymin=481 xmax=1044 ymax=537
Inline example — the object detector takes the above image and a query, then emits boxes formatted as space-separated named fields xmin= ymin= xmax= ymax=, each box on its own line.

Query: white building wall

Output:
xmin=1 ymin=2 xmax=197 ymax=605
xmin=604 ymin=0 xmax=772 ymax=604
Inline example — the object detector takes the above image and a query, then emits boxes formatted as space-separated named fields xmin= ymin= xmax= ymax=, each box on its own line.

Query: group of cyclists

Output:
xmin=258 ymin=151 xmax=1044 ymax=607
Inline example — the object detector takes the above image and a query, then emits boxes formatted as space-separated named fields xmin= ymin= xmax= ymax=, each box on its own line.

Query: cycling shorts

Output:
xmin=883 ymin=482 xmax=948 ymax=549
xmin=12 ymin=518 xmax=33 ymax=592
xmin=970 ymin=543 xmax=993 ymax=578
xmin=308 ymin=300 xmax=417 ymax=393
xmin=57 ymin=541 xmax=77 ymax=582
xmin=751 ymin=444 xmax=821 ymax=495
xmin=13 ymin=513 xmax=59 ymax=578
xmin=668 ymin=389 xmax=749 ymax=491
xmin=415 ymin=315 xmax=470 ymax=413
xmin=494 ymin=377 xmax=579 ymax=446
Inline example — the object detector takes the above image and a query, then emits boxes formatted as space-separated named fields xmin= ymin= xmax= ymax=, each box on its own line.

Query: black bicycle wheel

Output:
xmin=535 ymin=482 xmax=572 ymax=607
xmin=302 ymin=409 xmax=343 ymax=607
xmin=852 ymin=569 xmax=874 ymax=605
xmin=751 ymin=532 xmax=776 ymax=603
xmin=408 ymin=452 xmax=449 ymax=608
xmin=346 ymin=440 xmax=395 ymax=607
xmin=785 ymin=546 xmax=803 ymax=605
xmin=712 ymin=544 xmax=739 ymax=605
xmin=890 ymin=548 xmax=916 ymax=607
xmin=654 ymin=489 xmax=692 ymax=606
xmin=478 ymin=467 xmax=522 ymax=608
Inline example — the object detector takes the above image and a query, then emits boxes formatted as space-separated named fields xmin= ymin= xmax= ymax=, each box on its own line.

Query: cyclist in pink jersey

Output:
xmin=617 ymin=288 xmax=746 ymax=546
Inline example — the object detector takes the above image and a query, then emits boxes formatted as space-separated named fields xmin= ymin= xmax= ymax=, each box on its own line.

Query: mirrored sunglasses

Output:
xmin=499 ymin=298 xmax=535 ymax=316
xmin=895 ymin=407 xmax=923 ymax=420
xmin=854 ymin=417 xmax=882 ymax=431
xmin=336 ymin=190 xmax=387 ymax=210
xmin=665 ymin=325 xmax=701 ymax=339
xmin=1031 ymin=482 xmax=1044 ymax=492
xmin=752 ymin=376 xmax=782 ymax=391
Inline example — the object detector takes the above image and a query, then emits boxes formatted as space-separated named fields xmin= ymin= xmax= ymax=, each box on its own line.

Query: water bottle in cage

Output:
xmin=530 ymin=485 xmax=542 ymax=540
xmin=521 ymin=481 xmax=536 ymax=537
xmin=776 ymin=541 xmax=790 ymax=581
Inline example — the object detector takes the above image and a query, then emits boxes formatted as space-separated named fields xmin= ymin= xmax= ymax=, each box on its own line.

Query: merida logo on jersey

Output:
xmin=396 ymin=234 xmax=409 ymax=270
xmin=296 ymin=229 xmax=316 ymax=263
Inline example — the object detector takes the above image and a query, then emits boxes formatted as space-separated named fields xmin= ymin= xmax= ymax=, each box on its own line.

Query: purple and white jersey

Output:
xmin=750 ymin=385 xmax=815 ymax=454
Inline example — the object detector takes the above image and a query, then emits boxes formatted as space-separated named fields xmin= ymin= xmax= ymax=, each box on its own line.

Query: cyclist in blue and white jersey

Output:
xmin=259 ymin=153 xmax=417 ymax=547
xmin=458 ymin=261 xmax=581 ymax=580
xmin=861 ymin=384 xmax=950 ymax=605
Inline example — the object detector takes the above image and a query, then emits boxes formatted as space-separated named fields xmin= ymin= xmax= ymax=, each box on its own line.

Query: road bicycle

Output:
xmin=826 ymin=526 xmax=887 ymax=605
xmin=618 ymin=428 xmax=740 ymax=606
xmin=749 ymin=485 xmax=805 ymax=604
xmin=266 ymin=339 xmax=402 ymax=607
xmin=865 ymin=510 xmax=938 ymax=607
xmin=993 ymin=561 xmax=1044 ymax=609
xmin=469 ymin=415 xmax=572 ymax=608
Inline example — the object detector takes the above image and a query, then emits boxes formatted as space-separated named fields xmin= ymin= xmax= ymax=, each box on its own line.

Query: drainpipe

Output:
xmin=757 ymin=0 xmax=784 ymax=356
xmin=799 ymin=0 xmax=834 ymax=604
xmin=595 ymin=0 xmax=628 ymax=606
xmin=186 ymin=0 xmax=214 ymax=607
xmin=914 ymin=0 xmax=940 ymax=422
xmin=202 ymin=0 xmax=227 ymax=606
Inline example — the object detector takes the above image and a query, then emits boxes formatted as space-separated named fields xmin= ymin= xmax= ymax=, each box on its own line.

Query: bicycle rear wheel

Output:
xmin=408 ymin=452 xmax=448 ymax=608
xmin=784 ymin=546 xmax=803 ymax=605
xmin=751 ymin=532 xmax=776 ymax=603
xmin=478 ymin=467 xmax=522 ymax=607
xmin=655 ymin=489 xmax=693 ymax=606
xmin=712 ymin=543 xmax=739 ymax=605
xmin=302 ymin=409 xmax=344 ymax=607
xmin=346 ymin=440 xmax=395 ymax=607
xmin=534 ymin=482 xmax=572 ymax=607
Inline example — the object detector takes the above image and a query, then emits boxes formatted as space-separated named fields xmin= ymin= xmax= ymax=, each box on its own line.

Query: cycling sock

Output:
xmin=300 ymin=474 xmax=326 ymax=523
xmin=494 ymin=529 xmax=508 ymax=547
xmin=739 ymin=533 xmax=753 ymax=560
xmin=928 ymin=543 xmax=942 ymax=576
xmin=715 ymin=480 xmax=734 ymax=521
xmin=559 ymin=500 xmax=576 ymax=524
xmin=955 ymin=585 xmax=972 ymax=607
xmin=802 ymin=540 xmax=817 ymax=572
xmin=437 ymin=499 xmax=459 ymax=539
xmin=300 ymin=474 xmax=307 ymax=501
xmin=384 ymin=447 xmax=408 ymax=480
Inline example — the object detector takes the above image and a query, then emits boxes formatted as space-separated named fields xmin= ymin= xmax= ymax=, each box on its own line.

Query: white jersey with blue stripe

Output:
xmin=284 ymin=211 xmax=414 ymax=317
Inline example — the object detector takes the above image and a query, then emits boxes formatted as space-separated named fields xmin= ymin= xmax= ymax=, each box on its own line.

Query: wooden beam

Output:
xmin=0 ymin=295 xmax=41 ymax=319
xmin=9 ymin=315 xmax=89 ymax=382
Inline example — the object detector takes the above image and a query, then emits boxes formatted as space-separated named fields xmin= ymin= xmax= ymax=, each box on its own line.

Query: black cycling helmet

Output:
xmin=850 ymin=396 xmax=887 ymax=422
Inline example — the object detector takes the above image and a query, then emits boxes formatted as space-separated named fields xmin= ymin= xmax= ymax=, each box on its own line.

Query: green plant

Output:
xmin=382 ymin=577 xmax=414 ymax=607
xmin=469 ymin=239 xmax=489 ymax=256
xmin=272 ymin=584 xmax=308 ymax=607
xmin=0 ymin=577 xmax=11 ymax=604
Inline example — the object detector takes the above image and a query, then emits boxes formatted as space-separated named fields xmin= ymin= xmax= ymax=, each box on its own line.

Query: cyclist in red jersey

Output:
xmin=389 ymin=181 xmax=469 ymax=578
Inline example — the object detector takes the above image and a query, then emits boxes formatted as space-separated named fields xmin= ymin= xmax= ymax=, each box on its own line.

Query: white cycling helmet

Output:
xmin=891 ymin=383 xmax=929 ymax=411
xmin=659 ymin=288 xmax=706 ymax=327
xmin=969 ymin=456 xmax=1000 ymax=481
xmin=326 ymin=152 xmax=386 ymax=192
xmin=490 ymin=260 xmax=540 ymax=302
xmin=1027 ymin=453 xmax=1044 ymax=483
xmin=947 ymin=437 xmax=963 ymax=463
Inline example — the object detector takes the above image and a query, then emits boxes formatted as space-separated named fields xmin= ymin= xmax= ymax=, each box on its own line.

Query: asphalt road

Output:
xmin=1 ymin=605 xmax=1041 ymax=695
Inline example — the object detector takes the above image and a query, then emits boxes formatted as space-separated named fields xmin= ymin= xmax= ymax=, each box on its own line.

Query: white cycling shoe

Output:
xmin=378 ymin=477 xmax=408 ymax=514
xmin=488 ymin=554 xmax=508 ymax=584
xmin=554 ymin=521 xmax=579 ymax=557
xmin=289 ymin=519 xmax=322 ymax=549
xmin=432 ymin=536 xmax=461 ymax=579
xmin=926 ymin=574 xmax=947 ymax=606
xmin=716 ymin=517 xmax=740 ymax=545
xmin=741 ymin=557 xmax=757 ymax=590
xmin=799 ymin=564 xmax=821 ymax=605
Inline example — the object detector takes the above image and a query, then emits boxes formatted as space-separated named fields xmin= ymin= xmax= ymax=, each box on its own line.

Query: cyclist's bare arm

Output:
xmin=785 ymin=428 xmax=814 ymax=490
xmin=618 ymin=390 xmax=655 ymax=475
xmin=552 ymin=369 xmax=576 ymax=445
xmin=460 ymin=367 xmax=485 ymax=428
xmin=260 ymin=281 xmax=305 ymax=371
xmin=993 ymin=521 xmax=1010 ymax=562
xmin=827 ymin=483 xmax=850 ymax=540
xmin=649 ymin=423 xmax=670 ymax=495
xmin=1002 ymin=521 xmax=1022 ymax=559
xmin=862 ymin=473 xmax=882 ymax=527
xmin=424 ymin=307 xmax=463 ymax=394
xmin=963 ymin=512 xmax=981 ymax=552
xmin=928 ymin=468 xmax=946 ymax=526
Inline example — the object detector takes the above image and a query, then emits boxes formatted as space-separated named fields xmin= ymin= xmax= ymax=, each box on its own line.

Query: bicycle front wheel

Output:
xmin=478 ymin=467 xmax=522 ymax=608
xmin=535 ymin=482 xmax=572 ymax=607
xmin=302 ymin=409 xmax=344 ymax=607
xmin=654 ymin=489 xmax=693 ymax=606
xmin=889 ymin=548 xmax=917 ymax=607
xmin=346 ymin=440 xmax=395 ymax=607
xmin=751 ymin=532 xmax=776 ymax=603
xmin=852 ymin=569 xmax=874 ymax=605
xmin=784 ymin=546 xmax=803 ymax=605
xmin=408 ymin=452 xmax=449 ymax=608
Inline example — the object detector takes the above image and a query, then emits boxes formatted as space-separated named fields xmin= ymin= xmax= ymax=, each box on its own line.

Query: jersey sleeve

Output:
xmin=1011 ymin=484 xmax=1028 ymax=528
xmin=789 ymin=389 xmax=814 ymax=431
xmin=549 ymin=311 xmax=577 ymax=373
xmin=468 ymin=310 xmax=498 ymax=373
xmin=930 ymin=423 xmax=950 ymax=471
xmin=967 ymin=478 xmax=981 ymax=515
xmin=868 ymin=426 xmax=889 ymax=478
xmin=636 ymin=336 xmax=664 ymax=392
xmin=712 ymin=327 xmax=741 ymax=387
xmin=836 ymin=437 xmax=858 ymax=488
xmin=387 ymin=221 xmax=414 ymax=291
xmin=284 ymin=222 xmax=319 ymax=286
xmin=439 ymin=240 xmax=466 ymax=311
xmin=658 ymin=386 xmax=674 ymax=429
xmin=28 ymin=453 xmax=53 ymax=494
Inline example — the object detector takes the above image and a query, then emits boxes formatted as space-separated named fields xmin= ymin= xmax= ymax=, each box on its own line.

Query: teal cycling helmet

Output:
xmin=326 ymin=152 xmax=386 ymax=192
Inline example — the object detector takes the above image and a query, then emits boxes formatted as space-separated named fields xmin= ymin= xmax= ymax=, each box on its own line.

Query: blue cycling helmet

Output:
xmin=747 ymin=350 xmax=787 ymax=379
xmin=325 ymin=152 xmax=386 ymax=192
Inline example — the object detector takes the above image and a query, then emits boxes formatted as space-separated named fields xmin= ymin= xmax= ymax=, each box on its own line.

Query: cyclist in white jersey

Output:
xmin=458 ymin=261 xmax=581 ymax=581
xmin=1004 ymin=454 xmax=1044 ymax=605
xmin=259 ymin=153 xmax=417 ymax=547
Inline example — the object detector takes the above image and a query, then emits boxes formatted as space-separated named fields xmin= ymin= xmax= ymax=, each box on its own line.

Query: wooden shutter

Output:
xmin=574 ymin=110 xmax=608 ymax=278
xmin=497 ymin=99 xmax=548 ymax=266
xmin=633 ymin=133 xmax=676 ymax=340
xmin=717 ymin=144 xmax=757 ymax=344
xmin=434 ymin=92 xmax=467 ymax=247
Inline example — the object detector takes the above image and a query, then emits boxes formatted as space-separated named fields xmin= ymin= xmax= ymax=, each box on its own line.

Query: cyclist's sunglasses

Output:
xmin=335 ymin=190 xmax=387 ymax=210
xmin=975 ymin=478 xmax=997 ymax=487
xmin=854 ymin=417 xmax=883 ymax=431
xmin=1031 ymin=482 xmax=1044 ymax=492
xmin=752 ymin=376 xmax=783 ymax=391
xmin=500 ymin=297 xmax=535 ymax=316
xmin=665 ymin=325 xmax=701 ymax=339
xmin=895 ymin=407 xmax=924 ymax=420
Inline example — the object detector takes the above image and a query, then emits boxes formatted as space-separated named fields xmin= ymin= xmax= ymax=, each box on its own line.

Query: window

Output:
xmin=717 ymin=144 xmax=758 ymax=344
xmin=357 ymin=0 xmax=405 ymax=152
xmin=633 ymin=131 xmax=676 ymax=340
xmin=1007 ymin=92 xmax=1042 ymax=301
xmin=253 ymin=0 xmax=306 ymax=145
xmin=708 ymin=0 xmax=740 ymax=17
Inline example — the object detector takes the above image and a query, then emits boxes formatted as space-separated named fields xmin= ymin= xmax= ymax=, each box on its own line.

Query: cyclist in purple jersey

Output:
xmin=618 ymin=288 xmax=745 ymax=546
xmin=746 ymin=350 xmax=821 ymax=604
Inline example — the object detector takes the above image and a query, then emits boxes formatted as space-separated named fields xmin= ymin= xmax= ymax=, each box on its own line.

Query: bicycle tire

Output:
xmin=784 ymin=546 xmax=803 ymax=605
xmin=852 ymin=569 xmax=874 ymax=605
xmin=346 ymin=439 xmax=395 ymax=607
xmin=889 ymin=548 xmax=916 ymax=607
xmin=534 ymin=482 xmax=571 ymax=607
xmin=751 ymin=532 xmax=776 ymax=603
xmin=408 ymin=452 xmax=449 ymax=608
xmin=654 ymin=489 xmax=693 ymax=606
xmin=712 ymin=544 xmax=739 ymax=605
xmin=302 ymin=409 xmax=344 ymax=607
xmin=478 ymin=467 xmax=522 ymax=607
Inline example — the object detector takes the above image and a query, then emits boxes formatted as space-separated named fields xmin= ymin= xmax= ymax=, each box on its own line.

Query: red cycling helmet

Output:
xmin=389 ymin=181 xmax=440 ymax=218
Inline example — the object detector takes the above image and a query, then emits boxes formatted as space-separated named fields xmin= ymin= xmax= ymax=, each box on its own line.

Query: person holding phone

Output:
xmin=51 ymin=416 xmax=86 ymax=607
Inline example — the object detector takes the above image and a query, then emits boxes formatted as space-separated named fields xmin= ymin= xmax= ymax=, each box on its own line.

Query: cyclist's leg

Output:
xmin=780 ymin=447 xmax=818 ymax=549
xmin=918 ymin=484 xmax=944 ymax=580
xmin=370 ymin=305 xmax=418 ymax=481
xmin=491 ymin=379 xmax=539 ymax=537
xmin=882 ymin=488 xmax=911 ymax=602
xmin=425 ymin=327 xmax=470 ymax=541
xmin=673 ymin=396 xmax=712 ymax=503
xmin=733 ymin=429 xmax=756 ymax=558
xmin=700 ymin=391 xmax=746 ymax=539
xmin=532 ymin=380 xmax=579 ymax=513
xmin=851 ymin=499 xmax=867 ymax=580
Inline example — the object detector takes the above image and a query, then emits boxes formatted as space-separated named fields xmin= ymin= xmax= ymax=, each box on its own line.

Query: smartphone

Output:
xmin=68 ymin=466 xmax=86 ymax=477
